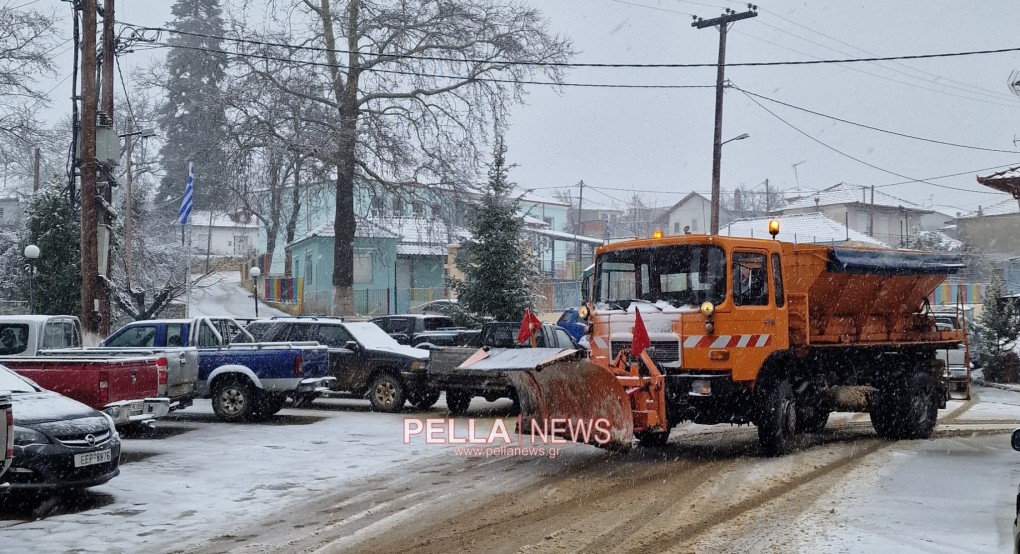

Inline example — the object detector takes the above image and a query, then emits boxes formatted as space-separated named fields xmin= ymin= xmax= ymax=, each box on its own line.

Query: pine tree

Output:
xmin=24 ymin=181 xmax=81 ymax=315
xmin=451 ymin=139 xmax=539 ymax=321
xmin=976 ymin=274 xmax=1020 ymax=382
xmin=156 ymin=0 xmax=229 ymax=211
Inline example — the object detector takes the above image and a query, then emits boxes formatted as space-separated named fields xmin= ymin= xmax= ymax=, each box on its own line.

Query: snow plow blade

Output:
xmin=457 ymin=348 xmax=634 ymax=450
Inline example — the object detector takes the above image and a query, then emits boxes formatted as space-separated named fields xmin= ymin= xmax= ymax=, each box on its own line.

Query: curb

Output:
xmin=972 ymin=378 xmax=1020 ymax=393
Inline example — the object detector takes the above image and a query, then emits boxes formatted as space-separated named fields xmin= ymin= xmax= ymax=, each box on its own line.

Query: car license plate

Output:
xmin=74 ymin=449 xmax=112 ymax=468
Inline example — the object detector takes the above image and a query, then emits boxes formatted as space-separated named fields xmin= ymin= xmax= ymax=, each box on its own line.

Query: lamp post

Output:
xmin=249 ymin=266 xmax=261 ymax=318
xmin=710 ymin=133 xmax=751 ymax=234
xmin=24 ymin=244 xmax=39 ymax=314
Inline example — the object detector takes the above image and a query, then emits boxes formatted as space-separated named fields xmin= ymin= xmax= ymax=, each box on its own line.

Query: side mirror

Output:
xmin=344 ymin=341 xmax=360 ymax=352
xmin=1012 ymin=429 xmax=1020 ymax=452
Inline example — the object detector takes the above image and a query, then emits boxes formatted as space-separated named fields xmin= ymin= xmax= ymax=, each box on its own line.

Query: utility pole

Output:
xmin=575 ymin=179 xmax=584 ymax=277
xmin=764 ymin=178 xmax=770 ymax=213
xmin=98 ymin=0 xmax=115 ymax=336
xmin=124 ymin=123 xmax=134 ymax=285
xmin=80 ymin=0 xmax=100 ymax=336
xmin=693 ymin=6 xmax=757 ymax=235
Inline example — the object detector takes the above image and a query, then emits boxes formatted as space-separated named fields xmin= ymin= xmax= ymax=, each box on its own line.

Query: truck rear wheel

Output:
xmin=369 ymin=373 xmax=406 ymax=413
xmin=212 ymin=377 xmax=257 ymax=422
xmin=870 ymin=371 xmax=937 ymax=440
xmin=756 ymin=378 xmax=797 ymax=457
xmin=446 ymin=390 xmax=472 ymax=416
xmin=253 ymin=393 xmax=288 ymax=419
xmin=635 ymin=429 xmax=671 ymax=447
xmin=797 ymin=406 xmax=830 ymax=434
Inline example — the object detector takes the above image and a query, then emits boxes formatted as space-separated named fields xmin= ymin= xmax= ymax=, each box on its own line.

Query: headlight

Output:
xmin=578 ymin=305 xmax=590 ymax=320
xmin=101 ymin=411 xmax=120 ymax=439
xmin=409 ymin=360 xmax=426 ymax=371
xmin=13 ymin=426 xmax=49 ymax=446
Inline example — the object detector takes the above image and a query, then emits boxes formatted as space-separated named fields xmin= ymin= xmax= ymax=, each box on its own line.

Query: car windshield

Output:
xmin=345 ymin=322 xmax=402 ymax=348
xmin=594 ymin=244 xmax=726 ymax=310
xmin=0 ymin=366 xmax=38 ymax=393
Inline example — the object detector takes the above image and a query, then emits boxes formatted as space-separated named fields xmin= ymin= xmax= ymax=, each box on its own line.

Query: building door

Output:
xmin=234 ymin=235 xmax=250 ymax=256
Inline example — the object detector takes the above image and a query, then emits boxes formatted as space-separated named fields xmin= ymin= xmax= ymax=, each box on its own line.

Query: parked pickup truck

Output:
xmin=428 ymin=321 xmax=580 ymax=415
xmin=0 ymin=314 xmax=199 ymax=413
xmin=0 ymin=315 xmax=170 ymax=426
xmin=0 ymin=392 xmax=11 ymax=494
xmin=103 ymin=316 xmax=333 ymax=422
xmin=369 ymin=314 xmax=479 ymax=349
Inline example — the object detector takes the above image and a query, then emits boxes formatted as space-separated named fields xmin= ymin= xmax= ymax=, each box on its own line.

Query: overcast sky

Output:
xmin=35 ymin=0 xmax=1020 ymax=217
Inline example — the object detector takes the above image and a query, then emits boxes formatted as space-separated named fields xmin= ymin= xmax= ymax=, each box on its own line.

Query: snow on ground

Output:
xmin=188 ymin=271 xmax=287 ymax=319
xmin=0 ymin=395 xmax=512 ymax=553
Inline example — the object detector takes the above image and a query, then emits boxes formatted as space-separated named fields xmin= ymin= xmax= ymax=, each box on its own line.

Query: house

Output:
xmin=189 ymin=210 xmax=259 ymax=256
xmin=720 ymin=212 xmax=887 ymax=247
xmin=954 ymin=199 xmax=1020 ymax=256
xmin=776 ymin=182 xmax=931 ymax=245
xmin=656 ymin=192 xmax=731 ymax=236
xmin=0 ymin=196 xmax=19 ymax=227
xmin=286 ymin=218 xmax=399 ymax=315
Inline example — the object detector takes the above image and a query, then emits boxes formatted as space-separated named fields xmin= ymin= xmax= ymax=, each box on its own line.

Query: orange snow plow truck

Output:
xmin=471 ymin=227 xmax=966 ymax=456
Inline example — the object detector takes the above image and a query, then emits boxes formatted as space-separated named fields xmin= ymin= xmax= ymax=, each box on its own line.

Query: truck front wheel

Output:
xmin=410 ymin=389 xmax=441 ymax=410
xmin=212 ymin=377 xmax=257 ymax=422
xmin=755 ymin=378 xmax=797 ymax=457
xmin=369 ymin=373 xmax=406 ymax=413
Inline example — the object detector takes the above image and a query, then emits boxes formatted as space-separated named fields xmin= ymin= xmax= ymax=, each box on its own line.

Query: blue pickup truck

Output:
xmin=103 ymin=316 xmax=333 ymax=422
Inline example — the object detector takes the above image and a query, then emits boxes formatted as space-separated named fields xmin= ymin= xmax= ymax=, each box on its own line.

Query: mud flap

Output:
xmin=458 ymin=348 xmax=634 ymax=450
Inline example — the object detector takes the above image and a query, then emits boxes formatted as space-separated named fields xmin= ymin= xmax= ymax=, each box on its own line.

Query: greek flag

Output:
xmin=175 ymin=162 xmax=194 ymax=225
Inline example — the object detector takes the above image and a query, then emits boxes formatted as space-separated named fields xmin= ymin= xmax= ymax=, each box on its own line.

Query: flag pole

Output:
xmin=186 ymin=219 xmax=192 ymax=318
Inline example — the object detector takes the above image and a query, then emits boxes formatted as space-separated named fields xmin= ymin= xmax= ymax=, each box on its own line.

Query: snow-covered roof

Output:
xmin=371 ymin=217 xmax=470 ymax=246
xmin=528 ymin=227 xmax=604 ymax=246
xmin=961 ymin=198 xmax=1020 ymax=218
xmin=189 ymin=210 xmax=259 ymax=229
xmin=720 ymin=212 xmax=887 ymax=246
xmin=912 ymin=229 xmax=963 ymax=250
xmin=292 ymin=217 xmax=400 ymax=244
xmin=522 ymin=215 xmax=550 ymax=227
xmin=781 ymin=182 xmax=928 ymax=213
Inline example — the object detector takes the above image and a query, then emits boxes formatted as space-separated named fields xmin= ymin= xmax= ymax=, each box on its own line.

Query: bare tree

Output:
xmin=230 ymin=0 xmax=572 ymax=315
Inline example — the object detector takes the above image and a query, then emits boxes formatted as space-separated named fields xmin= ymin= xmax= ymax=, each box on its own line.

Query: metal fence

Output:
xmin=534 ymin=280 xmax=581 ymax=313
xmin=303 ymin=289 xmax=391 ymax=316
xmin=261 ymin=276 xmax=303 ymax=304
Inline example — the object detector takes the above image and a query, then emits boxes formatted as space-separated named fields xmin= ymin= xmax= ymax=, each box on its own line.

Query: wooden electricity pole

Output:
xmin=98 ymin=0 xmax=115 ymax=336
xmin=693 ymin=7 xmax=757 ymax=234
xmin=80 ymin=0 xmax=100 ymax=336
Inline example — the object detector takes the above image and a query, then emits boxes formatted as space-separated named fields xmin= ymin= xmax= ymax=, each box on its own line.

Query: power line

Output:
xmin=140 ymin=41 xmax=717 ymax=90
xmin=734 ymin=86 xmax=1020 ymax=154
xmin=735 ymin=86 xmax=1006 ymax=195
xmin=121 ymin=21 xmax=1020 ymax=69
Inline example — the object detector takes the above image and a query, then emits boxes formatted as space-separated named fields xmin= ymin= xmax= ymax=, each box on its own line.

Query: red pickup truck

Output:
xmin=0 ymin=356 xmax=169 ymax=427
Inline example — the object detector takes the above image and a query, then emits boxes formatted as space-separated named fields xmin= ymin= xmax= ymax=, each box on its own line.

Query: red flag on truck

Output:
xmin=632 ymin=308 xmax=650 ymax=357
xmin=517 ymin=308 xmax=542 ymax=344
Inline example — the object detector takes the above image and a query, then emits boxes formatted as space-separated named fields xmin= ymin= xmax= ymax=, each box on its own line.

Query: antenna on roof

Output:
xmin=1010 ymin=70 xmax=1020 ymax=97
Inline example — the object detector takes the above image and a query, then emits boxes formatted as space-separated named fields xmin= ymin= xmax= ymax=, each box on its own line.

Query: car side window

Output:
xmin=371 ymin=319 xmax=389 ymax=332
xmin=389 ymin=319 xmax=410 ymax=334
xmin=423 ymin=317 xmax=453 ymax=331
xmin=197 ymin=321 xmax=219 ymax=347
xmin=166 ymin=324 xmax=184 ymax=347
xmin=772 ymin=253 xmax=785 ymax=308
xmin=106 ymin=325 xmax=157 ymax=348
xmin=317 ymin=325 xmax=353 ymax=347
xmin=555 ymin=329 xmax=574 ymax=348
xmin=287 ymin=324 xmax=317 ymax=342
xmin=71 ymin=322 xmax=82 ymax=348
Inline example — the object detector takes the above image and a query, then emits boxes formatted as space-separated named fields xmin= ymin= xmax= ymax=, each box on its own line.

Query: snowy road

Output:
xmin=1 ymin=387 xmax=1018 ymax=553
xmin=187 ymin=271 xmax=287 ymax=319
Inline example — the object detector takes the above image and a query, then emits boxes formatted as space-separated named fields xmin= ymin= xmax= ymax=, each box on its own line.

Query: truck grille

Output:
xmin=611 ymin=340 xmax=680 ymax=364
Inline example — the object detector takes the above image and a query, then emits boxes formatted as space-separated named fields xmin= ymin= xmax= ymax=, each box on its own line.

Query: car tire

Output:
xmin=212 ymin=377 xmax=257 ymax=422
xmin=446 ymin=390 xmax=472 ymax=416
xmin=755 ymin=378 xmax=797 ymax=457
xmin=369 ymin=373 xmax=406 ymax=413
xmin=253 ymin=393 xmax=288 ymax=419
xmin=411 ymin=389 xmax=441 ymax=410
xmin=635 ymin=429 xmax=671 ymax=447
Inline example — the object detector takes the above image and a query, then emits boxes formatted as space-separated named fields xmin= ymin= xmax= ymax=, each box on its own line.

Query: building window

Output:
xmin=413 ymin=201 xmax=424 ymax=217
xmin=354 ymin=252 xmax=373 ymax=283
xmin=431 ymin=205 xmax=441 ymax=218
xmin=392 ymin=196 xmax=403 ymax=217
xmin=543 ymin=216 xmax=554 ymax=227
xmin=673 ymin=222 xmax=680 ymax=233
xmin=691 ymin=218 xmax=699 ymax=232
xmin=370 ymin=197 xmax=386 ymax=217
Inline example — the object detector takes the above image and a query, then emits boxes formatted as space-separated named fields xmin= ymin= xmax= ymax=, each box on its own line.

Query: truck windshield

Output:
xmin=594 ymin=244 xmax=726 ymax=309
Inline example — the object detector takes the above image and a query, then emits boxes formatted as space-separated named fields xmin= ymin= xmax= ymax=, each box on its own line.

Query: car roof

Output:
xmin=374 ymin=314 xmax=452 ymax=320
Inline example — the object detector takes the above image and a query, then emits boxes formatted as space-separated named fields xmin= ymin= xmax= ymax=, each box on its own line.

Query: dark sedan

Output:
xmin=0 ymin=366 xmax=121 ymax=492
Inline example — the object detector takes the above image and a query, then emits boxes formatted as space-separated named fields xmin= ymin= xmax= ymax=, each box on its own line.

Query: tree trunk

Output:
xmin=284 ymin=110 xmax=303 ymax=277
xmin=321 ymin=0 xmax=360 ymax=316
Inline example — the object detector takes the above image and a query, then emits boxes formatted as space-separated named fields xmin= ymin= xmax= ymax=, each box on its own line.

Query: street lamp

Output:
xmin=249 ymin=266 xmax=261 ymax=318
xmin=24 ymin=244 xmax=39 ymax=315
xmin=711 ymin=133 xmax=751 ymax=234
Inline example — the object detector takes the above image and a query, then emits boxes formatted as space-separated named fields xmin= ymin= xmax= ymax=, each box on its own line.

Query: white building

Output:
xmin=657 ymin=192 xmax=732 ymax=236
xmin=720 ymin=212 xmax=887 ymax=247
xmin=189 ymin=210 xmax=259 ymax=256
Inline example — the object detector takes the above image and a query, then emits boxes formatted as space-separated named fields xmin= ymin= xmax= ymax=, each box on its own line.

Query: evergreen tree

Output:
xmin=976 ymin=274 xmax=1020 ymax=382
xmin=24 ymin=182 xmax=81 ymax=316
xmin=451 ymin=139 xmax=539 ymax=321
xmin=156 ymin=0 xmax=229 ymax=211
